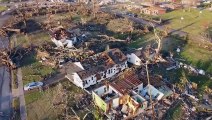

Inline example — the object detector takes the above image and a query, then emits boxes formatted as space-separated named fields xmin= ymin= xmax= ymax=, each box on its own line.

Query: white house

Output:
xmin=65 ymin=48 xmax=128 ymax=89
xmin=127 ymin=52 xmax=142 ymax=66
xmin=140 ymin=84 xmax=164 ymax=101
xmin=127 ymin=47 xmax=156 ymax=66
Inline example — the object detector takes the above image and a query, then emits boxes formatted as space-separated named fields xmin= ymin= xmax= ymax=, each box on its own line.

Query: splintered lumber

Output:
xmin=5 ymin=28 xmax=21 ymax=33
xmin=98 ymin=35 xmax=126 ymax=42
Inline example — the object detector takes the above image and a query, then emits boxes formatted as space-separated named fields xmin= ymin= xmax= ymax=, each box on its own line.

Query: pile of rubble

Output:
xmin=50 ymin=26 xmax=90 ymax=49
xmin=72 ymin=94 xmax=92 ymax=110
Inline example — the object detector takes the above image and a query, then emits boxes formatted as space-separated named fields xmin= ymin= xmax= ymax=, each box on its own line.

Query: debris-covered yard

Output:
xmin=25 ymin=80 xmax=91 ymax=120
xmin=2 ymin=3 xmax=211 ymax=120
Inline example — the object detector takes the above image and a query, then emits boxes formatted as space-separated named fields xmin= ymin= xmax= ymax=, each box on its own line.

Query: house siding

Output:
xmin=127 ymin=53 xmax=141 ymax=66
xmin=81 ymin=61 xmax=128 ymax=88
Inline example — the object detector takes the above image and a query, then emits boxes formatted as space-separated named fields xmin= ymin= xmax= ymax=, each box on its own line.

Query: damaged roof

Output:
xmin=107 ymin=48 xmax=128 ymax=64
xmin=75 ymin=48 xmax=127 ymax=80
xmin=133 ymin=47 xmax=156 ymax=61
xmin=110 ymin=71 xmax=142 ymax=94
xmin=65 ymin=62 xmax=84 ymax=74
xmin=139 ymin=75 xmax=165 ymax=88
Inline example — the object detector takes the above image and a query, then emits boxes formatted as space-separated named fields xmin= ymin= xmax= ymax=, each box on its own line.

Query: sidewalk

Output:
xmin=17 ymin=68 xmax=27 ymax=120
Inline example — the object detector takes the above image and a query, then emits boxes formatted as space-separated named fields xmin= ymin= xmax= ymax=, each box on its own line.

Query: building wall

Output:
xmin=81 ymin=61 xmax=128 ymax=88
xmin=120 ymin=95 xmax=140 ymax=115
xmin=72 ymin=73 xmax=84 ymax=88
xmin=51 ymin=38 xmax=64 ymax=47
xmin=106 ymin=66 xmax=118 ymax=79
xmin=137 ymin=84 xmax=143 ymax=93
xmin=142 ymin=85 xmax=164 ymax=101
xmin=94 ymin=85 xmax=121 ymax=96
xmin=112 ymin=98 xmax=120 ymax=108
xmin=75 ymin=62 xmax=85 ymax=70
xmin=127 ymin=53 xmax=141 ymax=66
xmin=94 ymin=85 xmax=107 ymax=95
xmin=92 ymin=85 xmax=122 ymax=113
xmin=83 ymin=75 xmax=97 ymax=88
xmin=158 ymin=9 xmax=166 ymax=14
xmin=92 ymin=92 xmax=108 ymax=112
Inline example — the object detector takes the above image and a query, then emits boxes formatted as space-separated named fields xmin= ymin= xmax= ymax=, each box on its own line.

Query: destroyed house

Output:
xmin=127 ymin=47 xmax=156 ymax=66
xmin=92 ymin=72 xmax=147 ymax=119
xmin=50 ymin=27 xmax=74 ymax=48
xmin=51 ymin=28 xmax=71 ymax=40
xmin=50 ymin=27 xmax=87 ymax=49
xmin=142 ymin=6 xmax=166 ymax=15
xmin=140 ymin=84 xmax=164 ymax=101
xmin=110 ymin=72 xmax=143 ymax=94
xmin=65 ymin=48 xmax=128 ymax=89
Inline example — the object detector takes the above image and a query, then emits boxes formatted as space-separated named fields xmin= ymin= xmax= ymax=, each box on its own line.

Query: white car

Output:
xmin=24 ymin=82 xmax=43 ymax=91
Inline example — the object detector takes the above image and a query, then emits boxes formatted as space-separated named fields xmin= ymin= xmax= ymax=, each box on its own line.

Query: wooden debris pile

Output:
xmin=0 ymin=51 xmax=15 ymax=68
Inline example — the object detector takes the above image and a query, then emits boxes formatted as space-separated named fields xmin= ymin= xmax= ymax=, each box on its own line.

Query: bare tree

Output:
xmin=185 ymin=0 xmax=198 ymax=12
xmin=92 ymin=0 xmax=99 ymax=18
xmin=145 ymin=61 xmax=155 ymax=120
xmin=151 ymin=23 xmax=163 ymax=55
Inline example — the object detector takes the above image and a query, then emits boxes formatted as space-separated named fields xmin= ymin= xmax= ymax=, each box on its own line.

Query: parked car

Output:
xmin=24 ymin=82 xmax=43 ymax=91
xmin=126 ymin=12 xmax=138 ymax=17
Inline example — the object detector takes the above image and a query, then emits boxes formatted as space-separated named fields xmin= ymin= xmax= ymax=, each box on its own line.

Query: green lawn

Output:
xmin=129 ymin=9 xmax=212 ymax=73
xmin=0 ymin=6 xmax=7 ymax=12
xmin=129 ymin=32 xmax=186 ymax=52
xmin=129 ymin=31 xmax=212 ymax=94
xmin=129 ymin=32 xmax=155 ymax=48
xmin=21 ymin=54 xmax=56 ymax=85
xmin=181 ymin=42 xmax=212 ymax=73
xmin=11 ymin=31 xmax=51 ymax=48
xmin=188 ymin=75 xmax=212 ymax=94
xmin=164 ymin=101 xmax=184 ymax=120
xmin=25 ymin=85 xmax=63 ymax=120
xmin=160 ymin=9 xmax=212 ymax=36
xmin=25 ymin=80 xmax=87 ymax=120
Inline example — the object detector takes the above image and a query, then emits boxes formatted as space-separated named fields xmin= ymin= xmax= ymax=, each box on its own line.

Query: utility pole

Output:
xmin=92 ymin=0 xmax=96 ymax=18
xmin=146 ymin=61 xmax=155 ymax=120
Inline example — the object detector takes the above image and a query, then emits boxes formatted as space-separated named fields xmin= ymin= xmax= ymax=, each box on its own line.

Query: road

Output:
xmin=0 ymin=30 xmax=11 ymax=120
xmin=0 ymin=66 xmax=11 ymax=120
xmin=0 ymin=3 xmax=14 ymax=120
xmin=0 ymin=5 xmax=12 ymax=119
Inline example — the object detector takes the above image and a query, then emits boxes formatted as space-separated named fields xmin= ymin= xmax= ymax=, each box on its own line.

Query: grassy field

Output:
xmin=160 ymin=9 xmax=212 ymax=36
xmin=21 ymin=54 xmax=56 ymax=85
xmin=25 ymin=80 xmax=87 ymax=120
xmin=25 ymin=85 xmax=63 ymax=120
xmin=22 ymin=61 xmax=56 ymax=85
xmin=180 ymin=40 xmax=212 ymax=73
xmin=129 ymin=31 xmax=212 ymax=94
xmin=129 ymin=32 xmax=186 ymax=52
xmin=128 ymin=8 xmax=212 ymax=94
xmin=129 ymin=32 xmax=155 ymax=48
xmin=11 ymin=31 xmax=51 ymax=48
xmin=0 ymin=6 xmax=7 ymax=12
xmin=160 ymin=9 xmax=212 ymax=73
xmin=164 ymin=101 xmax=184 ymax=120
xmin=127 ymin=8 xmax=212 ymax=74
xmin=153 ymin=66 xmax=212 ymax=94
